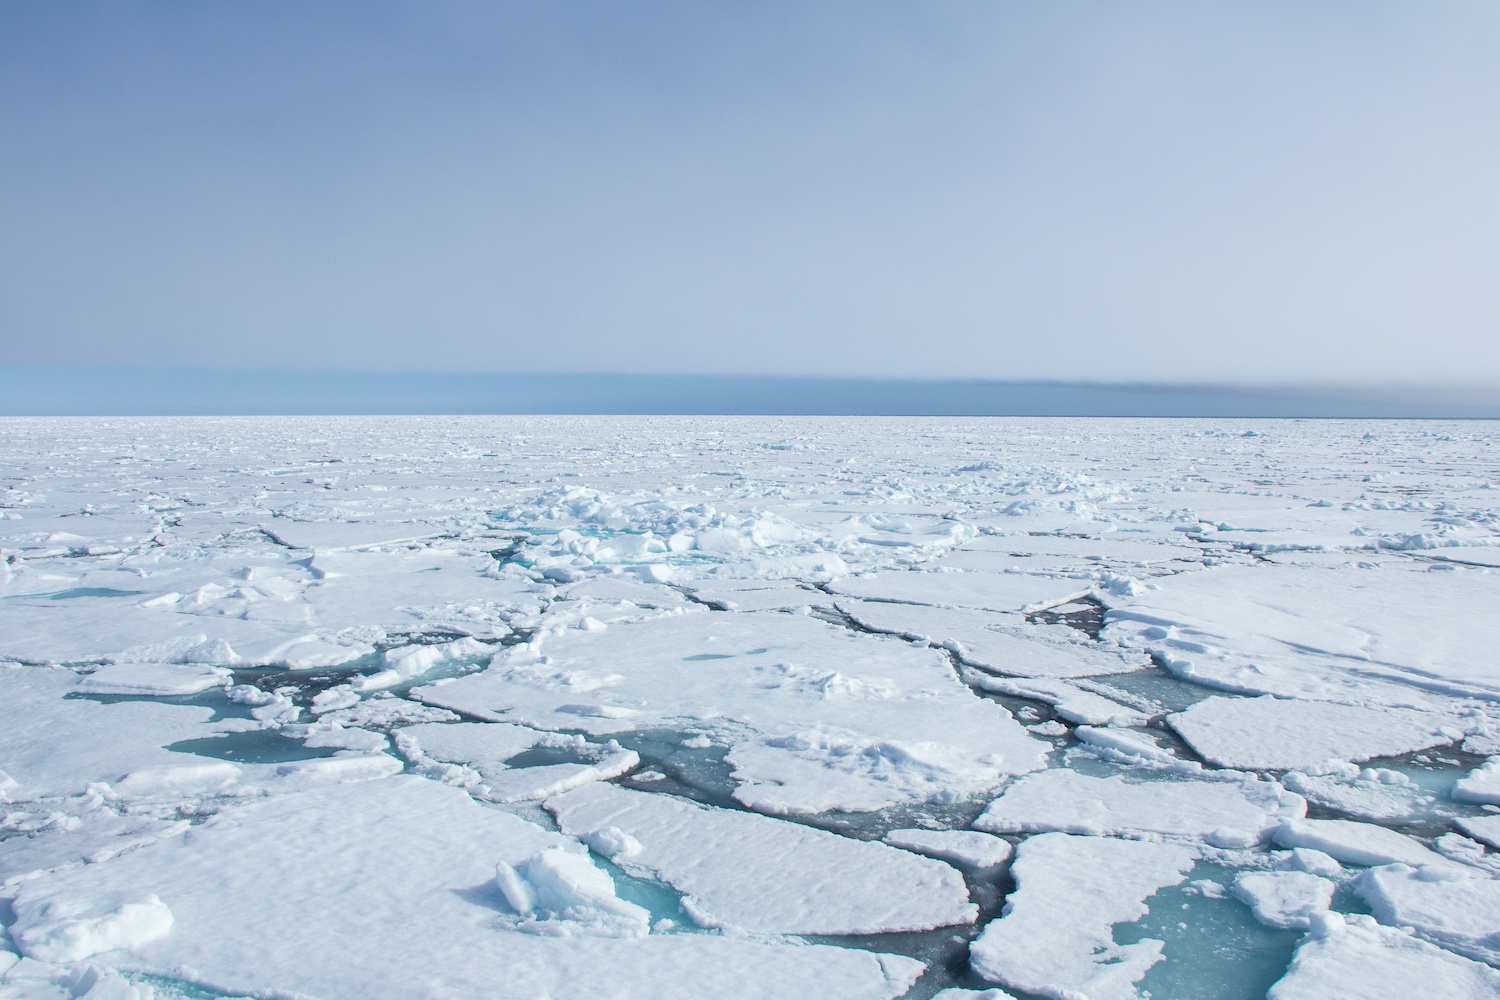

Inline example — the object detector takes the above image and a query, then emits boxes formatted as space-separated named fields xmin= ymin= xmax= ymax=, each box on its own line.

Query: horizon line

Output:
xmin=2 ymin=366 xmax=1498 ymax=419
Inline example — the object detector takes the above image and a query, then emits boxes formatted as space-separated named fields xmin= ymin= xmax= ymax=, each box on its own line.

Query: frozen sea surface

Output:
xmin=2 ymin=415 xmax=1500 ymax=999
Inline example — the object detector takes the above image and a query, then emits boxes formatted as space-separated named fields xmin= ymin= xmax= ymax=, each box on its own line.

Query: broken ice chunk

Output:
xmin=1168 ymin=695 xmax=1456 ymax=771
xmin=74 ymin=662 xmax=230 ymax=696
xmin=966 ymin=674 xmax=1149 ymax=727
xmin=496 ymin=847 xmax=650 ymax=936
xmin=1267 ymin=912 xmax=1500 ymax=1000
xmin=968 ymin=832 xmax=1195 ymax=999
xmin=1274 ymin=847 xmax=1345 ymax=878
xmin=1452 ymin=757 xmax=1500 ymax=805
xmin=1231 ymin=871 xmax=1335 ymax=929
xmin=1274 ymin=819 xmax=1454 ymax=869
xmin=10 ymin=888 xmax=173 ymax=963
xmin=973 ymin=770 xmax=1302 ymax=847
xmin=883 ymin=828 xmax=1013 ymax=867
xmin=548 ymin=781 xmax=975 ymax=935
xmin=1357 ymin=863 xmax=1500 ymax=965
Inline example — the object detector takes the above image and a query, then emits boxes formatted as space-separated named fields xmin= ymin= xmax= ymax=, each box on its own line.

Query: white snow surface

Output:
xmin=7 ymin=775 xmax=922 ymax=999
xmin=1357 ymin=863 xmax=1500 ymax=965
xmin=972 ymin=770 xmax=1304 ymax=847
xmin=5 ymin=416 xmax=1500 ymax=998
xmin=546 ymin=781 xmax=976 ymax=934
xmin=1231 ymin=871 xmax=1336 ymax=929
xmin=1167 ymin=695 xmax=1458 ymax=771
xmin=1268 ymin=913 xmax=1500 ymax=1000
xmin=968 ymin=832 xmax=1196 ymax=1000
xmin=1453 ymin=758 xmax=1500 ymax=805
xmin=883 ymin=828 xmax=1014 ymax=868
xmin=416 ymin=611 xmax=1048 ymax=814
xmin=1273 ymin=818 xmax=1453 ymax=868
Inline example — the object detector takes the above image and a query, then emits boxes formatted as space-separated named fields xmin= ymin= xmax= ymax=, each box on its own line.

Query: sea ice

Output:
xmin=828 ymin=570 xmax=1092 ymax=614
xmin=1282 ymin=765 xmax=1434 ymax=821
xmin=1167 ymin=695 xmax=1458 ymax=771
xmin=1104 ymin=564 xmax=1500 ymax=706
xmin=835 ymin=598 xmax=1145 ymax=678
xmin=1273 ymin=818 xmax=1452 ymax=868
xmin=972 ymin=770 xmax=1303 ymax=847
xmin=964 ymin=673 xmax=1150 ymax=727
xmin=883 ymin=828 xmax=1014 ymax=867
xmin=1357 ymin=863 xmax=1500 ymax=965
xmin=1456 ymin=815 xmax=1500 ymax=850
xmin=394 ymin=720 xmax=639 ymax=802
xmin=1267 ymin=912 xmax=1500 ymax=1000
xmin=1231 ymin=871 xmax=1336 ymax=929
xmin=1453 ymin=758 xmax=1500 ymax=805
xmin=414 ymin=611 xmax=1047 ymax=814
xmin=72 ymin=663 xmax=230 ymax=697
xmin=968 ymin=832 xmax=1196 ymax=1000
xmin=547 ymin=781 xmax=976 ymax=934
xmin=7 ymin=775 xmax=922 ymax=999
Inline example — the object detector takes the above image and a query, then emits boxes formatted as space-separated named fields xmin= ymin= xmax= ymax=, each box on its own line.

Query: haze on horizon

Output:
xmin=2 ymin=1 xmax=1498 ymax=388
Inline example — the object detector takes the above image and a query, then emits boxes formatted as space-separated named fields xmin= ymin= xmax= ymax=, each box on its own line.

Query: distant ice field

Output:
xmin=2 ymin=415 xmax=1499 ymax=1000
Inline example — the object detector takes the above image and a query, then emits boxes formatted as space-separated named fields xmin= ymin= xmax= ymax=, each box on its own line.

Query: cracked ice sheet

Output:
xmin=394 ymin=721 xmax=639 ymax=802
xmin=968 ymin=832 xmax=1196 ymax=1000
xmin=6 ymin=776 xmax=922 ymax=1000
xmin=827 ymin=570 xmax=1094 ymax=614
xmin=1103 ymin=563 xmax=1500 ymax=706
xmin=547 ymin=782 xmax=975 ymax=935
xmin=1167 ymin=695 xmax=1461 ymax=771
xmin=0 ymin=666 xmax=235 ymax=802
xmin=964 ymin=674 xmax=1150 ymax=727
xmin=414 ymin=611 xmax=1048 ymax=814
xmin=835 ymin=598 xmax=1146 ymax=678
xmin=972 ymin=770 xmax=1304 ymax=847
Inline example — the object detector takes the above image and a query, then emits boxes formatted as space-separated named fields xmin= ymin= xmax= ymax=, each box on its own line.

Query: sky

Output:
xmin=2 ymin=1 xmax=1499 ymax=387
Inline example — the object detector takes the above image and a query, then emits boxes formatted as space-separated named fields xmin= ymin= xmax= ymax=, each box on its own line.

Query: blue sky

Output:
xmin=2 ymin=2 xmax=1498 ymax=386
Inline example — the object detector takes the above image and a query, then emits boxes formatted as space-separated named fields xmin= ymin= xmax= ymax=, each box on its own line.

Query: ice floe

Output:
xmin=972 ymin=770 xmax=1303 ymax=847
xmin=6 ymin=775 xmax=922 ymax=999
xmin=1167 ymin=695 xmax=1459 ymax=771
xmin=1267 ymin=912 xmax=1500 ymax=1000
xmin=415 ymin=611 xmax=1047 ymax=813
xmin=547 ymin=781 xmax=976 ymax=934
xmin=968 ymin=832 xmax=1196 ymax=1000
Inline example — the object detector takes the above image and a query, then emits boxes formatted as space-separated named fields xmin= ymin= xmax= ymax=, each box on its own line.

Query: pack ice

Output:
xmin=3 ymin=415 xmax=1500 ymax=999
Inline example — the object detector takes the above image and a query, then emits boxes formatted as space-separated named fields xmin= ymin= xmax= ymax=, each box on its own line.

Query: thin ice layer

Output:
xmin=973 ymin=770 xmax=1304 ymax=847
xmin=415 ymin=612 xmax=1047 ymax=814
xmin=969 ymin=832 xmax=1196 ymax=1000
xmin=7 ymin=776 xmax=922 ymax=1000
xmin=1167 ymin=695 xmax=1457 ymax=771
xmin=547 ymin=782 xmax=976 ymax=935
xmin=1268 ymin=913 xmax=1500 ymax=1000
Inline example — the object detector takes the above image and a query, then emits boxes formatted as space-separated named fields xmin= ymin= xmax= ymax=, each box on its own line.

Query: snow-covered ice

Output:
xmin=968 ymin=832 xmax=1196 ymax=999
xmin=3 ymin=414 xmax=1500 ymax=998
xmin=883 ymin=828 xmax=1014 ymax=868
xmin=972 ymin=769 xmax=1304 ymax=846
xmin=1167 ymin=695 xmax=1459 ymax=771
xmin=1231 ymin=870 xmax=1336 ymax=929
xmin=1267 ymin=913 xmax=1500 ymax=1000
xmin=547 ymin=781 xmax=976 ymax=934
